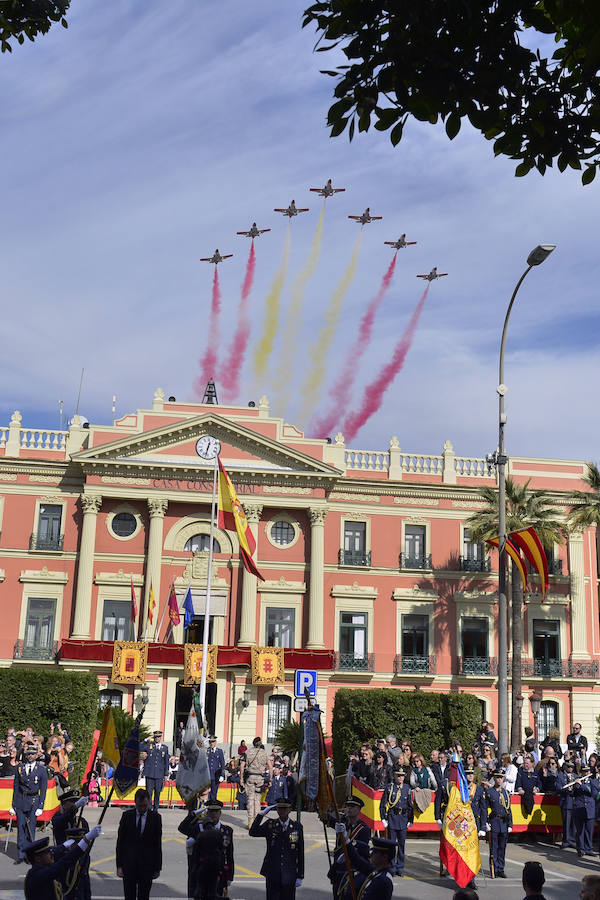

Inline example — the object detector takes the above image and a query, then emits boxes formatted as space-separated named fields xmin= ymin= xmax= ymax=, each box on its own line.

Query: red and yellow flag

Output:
xmin=148 ymin=581 xmax=156 ymax=625
xmin=217 ymin=459 xmax=265 ymax=580
xmin=439 ymin=781 xmax=481 ymax=887
xmin=167 ymin=582 xmax=180 ymax=625
xmin=510 ymin=527 xmax=549 ymax=600
xmin=486 ymin=535 xmax=528 ymax=592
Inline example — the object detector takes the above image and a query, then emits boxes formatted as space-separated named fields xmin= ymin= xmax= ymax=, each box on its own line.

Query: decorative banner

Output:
xmin=251 ymin=646 xmax=285 ymax=684
xmin=111 ymin=641 xmax=148 ymax=685
xmin=184 ymin=644 xmax=218 ymax=685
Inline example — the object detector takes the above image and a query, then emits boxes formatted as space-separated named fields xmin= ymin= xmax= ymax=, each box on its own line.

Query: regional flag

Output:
xmin=217 ymin=459 xmax=265 ymax=580
xmin=130 ymin=577 xmax=138 ymax=623
xmin=167 ymin=582 xmax=180 ymax=625
xmin=439 ymin=756 xmax=481 ymax=888
xmin=486 ymin=534 xmax=528 ymax=592
xmin=113 ymin=720 xmax=142 ymax=797
xmin=97 ymin=704 xmax=119 ymax=769
xmin=509 ymin=526 xmax=549 ymax=600
xmin=175 ymin=693 xmax=211 ymax=804
xmin=183 ymin=587 xmax=194 ymax=629
xmin=148 ymin=580 xmax=156 ymax=625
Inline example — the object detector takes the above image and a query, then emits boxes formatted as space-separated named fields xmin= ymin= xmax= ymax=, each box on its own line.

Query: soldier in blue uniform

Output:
xmin=10 ymin=744 xmax=48 ymax=862
xmin=573 ymin=766 xmax=598 ymax=857
xmin=207 ymin=736 xmax=226 ymax=802
xmin=328 ymin=839 xmax=370 ymax=900
xmin=328 ymin=796 xmax=371 ymax=851
xmin=266 ymin=763 xmax=289 ymax=805
xmin=379 ymin=767 xmax=413 ymax=876
xmin=484 ymin=769 xmax=512 ymax=878
xmin=54 ymin=825 xmax=93 ymax=900
xmin=51 ymin=789 xmax=90 ymax=845
xmin=249 ymin=797 xmax=304 ymax=900
xmin=346 ymin=836 xmax=396 ymax=900
xmin=515 ymin=755 xmax=542 ymax=817
xmin=557 ymin=760 xmax=577 ymax=848
xmin=23 ymin=825 xmax=101 ymax=900
xmin=181 ymin=799 xmax=235 ymax=899
xmin=142 ymin=729 xmax=169 ymax=811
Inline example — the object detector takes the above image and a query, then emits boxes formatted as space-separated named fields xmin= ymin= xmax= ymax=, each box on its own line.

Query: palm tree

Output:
xmin=567 ymin=462 xmax=600 ymax=556
xmin=467 ymin=478 xmax=565 ymax=752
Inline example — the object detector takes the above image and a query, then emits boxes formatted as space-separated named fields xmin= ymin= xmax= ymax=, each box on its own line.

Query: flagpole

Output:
xmin=154 ymin=579 xmax=174 ymax=642
xmin=199 ymin=453 xmax=219 ymax=725
xmin=143 ymin=580 xmax=152 ymax=642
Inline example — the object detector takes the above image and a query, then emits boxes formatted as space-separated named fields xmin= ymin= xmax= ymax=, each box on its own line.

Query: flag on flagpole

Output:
xmin=486 ymin=534 xmax=528 ymax=591
xmin=97 ymin=705 xmax=119 ymax=770
xmin=168 ymin=583 xmax=180 ymax=625
xmin=509 ymin=526 xmax=549 ymax=600
xmin=130 ymin=577 xmax=138 ymax=624
xmin=114 ymin=719 xmax=142 ymax=797
xmin=183 ymin=587 xmax=194 ymax=629
xmin=217 ymin=459 xmax=265 ymax=580
xmin=439 ymin=753 xmax=481 ymax=887
xmin=176 ymin=691 xmax=211 ymax=804
xmin=148 ymin=581 xmax=156 ymax=625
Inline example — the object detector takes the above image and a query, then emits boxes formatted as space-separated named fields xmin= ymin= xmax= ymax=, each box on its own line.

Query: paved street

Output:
xmin=0 ymin=806 xmax=596 ymax=898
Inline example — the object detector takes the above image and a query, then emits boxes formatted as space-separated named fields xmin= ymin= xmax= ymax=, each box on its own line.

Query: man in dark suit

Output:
xmin=116 ymin=788 xmax=162 ymax=900
xmin=10 ymin=744 xmax=48 ymax=862
xmin=250 ymin=797 xmax=304 ymax=899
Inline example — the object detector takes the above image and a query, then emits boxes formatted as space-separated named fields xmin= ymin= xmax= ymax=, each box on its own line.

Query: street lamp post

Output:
xmin=495 ymin=244 xmax=556 ymax=759
xmin=529 ymin=690 xmax=543 ymax=747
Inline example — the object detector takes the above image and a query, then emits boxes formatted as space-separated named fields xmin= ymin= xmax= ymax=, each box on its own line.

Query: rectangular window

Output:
xmin=401 ymin=614 xmax=429 ymax=673
xmin=404 ymin=526 xmax=426 ymax=566
xmin=23 ymin=598 xmax=56 ymax=659
xmin=342 ymin=522 xmax=369 ymax=565
xmin=102 ymin=600 xmax=132 ymax=642
xmin=461 ymin=617 xmax=489 ymax=674
xmin=185 ymin=616 xmax=214 ymax=644
xmin=339 ymin=611 xmax=367 ymax=660
xmin=463 ymin=530 xmax=482 ymax=560
xmin=266 ymin=608 xmax=295 ymax=648
xmin=533 ymin=619 xmax=561 ymax=676
xmin=461 ymin=529 xmax=489 ymax=572
xmin=33 ymin=504 xmax=63 ymax=551
xmin=267 ymin=696 xmax=291 ymax=742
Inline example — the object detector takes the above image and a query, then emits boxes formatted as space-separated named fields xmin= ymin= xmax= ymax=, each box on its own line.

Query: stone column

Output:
xmin=143 ymin=497 xmax=168 ymax=639
xmin=71 ymin=494 xmax=102 ymax=639
xmin=569 ymin=530 xmax=589 ymax=659
xmin=307 ymin=507 xmax=327 ymax=649
xmin=237 ymin=504 xmax=262 ymax=647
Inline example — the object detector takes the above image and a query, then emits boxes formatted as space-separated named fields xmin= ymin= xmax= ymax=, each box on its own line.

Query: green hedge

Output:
xmin=331 ymin=688 xmax=481 ymax=774
xmin=0 ymin=668 xmax=99 ymax=782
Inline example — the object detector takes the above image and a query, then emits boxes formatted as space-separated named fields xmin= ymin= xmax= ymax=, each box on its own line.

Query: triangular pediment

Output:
xmin=71 ymin=413 xmax=341 ymax=482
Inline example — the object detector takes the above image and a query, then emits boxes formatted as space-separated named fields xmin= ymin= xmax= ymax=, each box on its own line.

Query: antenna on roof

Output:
xmin=58 ymin=400 xmax=64 ymax=430
xmin=75 ymin=368 xmax=85 ymax=417
xmin=203 ymin=380 xmax=218 ymax=405
xmin=112 ymin=394 xmax=117 ymax=417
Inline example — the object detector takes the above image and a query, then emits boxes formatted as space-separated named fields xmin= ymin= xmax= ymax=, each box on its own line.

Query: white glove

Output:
xmin=75 ymin=796 xmax=88 ymax=809
xmin=219 ymin=776 xmax=225 ymax=782
xmin=407 ymin=822 xmax=412 ymax=828
xmin=508 ymin=827 xmax=513 ymax=833
xmin=436 ymin=819 xmax=443 ymax=828
xmin=380 ymin=819 xmax=388 ymax=828
xmin=478 ymin=830 xmax=485 ymax=837
xmin=295 ymin=879 xmax=303 ymax=888
xmin=86 ymin=824 xmax=102 ymax=841
xmin=186 ymin=837 xmax=195 ymax=856
xmin=202 ymin=737 xmax=211 ymax=749
xmin=334 ymin=823 xmax=347 ymax=836
xmin=63 ymin=839 xmax=76 ymax=848
xmin=35 ymin=808 xmax=43 ymax=817
xmin=260 ymin=804 xmax=276 ymax=816
xmin=9 ymin=807 xmax=15 ymax=816
xmin=485 ymin=823 xmax=491 ymax=832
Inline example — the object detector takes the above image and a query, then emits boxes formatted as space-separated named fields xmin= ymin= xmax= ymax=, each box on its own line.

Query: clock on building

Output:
xmin=195 ymin=435 xmax=221 ymax=460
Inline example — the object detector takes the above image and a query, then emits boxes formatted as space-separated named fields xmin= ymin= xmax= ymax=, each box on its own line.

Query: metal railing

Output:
xmin=399 ymin=553 xmax=432 ymax=570
xmin=459 ymin=656 xmax=498 ymax=676
xmin=29 ymin=533 xmax=64 ymax=551
xmin=522 ymin=659 xmax=599 ymax=678
xmin=334 ymin=652 xmax=375 ymax=672
xmin=338 ymin=549 xmax=372 ymax=567
xmin=394 ymin=654 xmax=436 ymax=675
xmin=459 ymin=556 xmax=492 ymax=573
xmin=14 ymin=640 xmax=59 ymax=661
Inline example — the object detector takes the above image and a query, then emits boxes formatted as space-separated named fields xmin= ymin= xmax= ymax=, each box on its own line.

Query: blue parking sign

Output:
xmin=295 ymin=669 xmax=317 ymax=698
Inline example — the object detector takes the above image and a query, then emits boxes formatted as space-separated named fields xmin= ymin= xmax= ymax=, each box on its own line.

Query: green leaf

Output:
xmin=515 ymin=161 xmax=533 ymax=177
xmin=582 ymin=166 xmax=597 ymax=185
xmin=348 ymin=117 xmax=355 ymax=141
xmin=390 ymin=120 xmax=404 ymax=146
xmin=557 ymin=153 xmax=568 ymax=172
xmin=329 ymin=116 xmax=348 ymax=137
xmin=445 ymin=113 xmax=461 ymax=140
xmin=374 ymin=107 xmax=400 ymax=130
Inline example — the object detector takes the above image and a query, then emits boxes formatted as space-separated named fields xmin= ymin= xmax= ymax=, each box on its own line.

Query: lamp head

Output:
xmin=527 ymin=244 xmax=556 ymax=266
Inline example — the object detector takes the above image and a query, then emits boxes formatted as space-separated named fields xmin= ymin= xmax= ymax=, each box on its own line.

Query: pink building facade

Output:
xmin=0 ymin=389 xmax=597 ymax=751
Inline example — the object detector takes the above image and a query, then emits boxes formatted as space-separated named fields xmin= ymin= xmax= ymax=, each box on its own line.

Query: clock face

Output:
xmin=195 ymin=435 xmax=221 ymax=460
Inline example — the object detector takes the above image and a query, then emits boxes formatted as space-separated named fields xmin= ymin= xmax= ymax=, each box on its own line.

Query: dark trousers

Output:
xmin=561 ymin=806 xmax=576 ymax=846
xmin=16 ymin=806 xmax=37 ymax=859
xmin=123 ymin=873 xmax=153 ymax=900
xmin=209 ymin=778 xmax=219 ymax=802
xmin=389 ymin=825 xmax=407 ymax=874
xmin=145 ymin=778 xmax=162 ymax=811
xmin=574 ymin=809 xmax=594 ymax=853
xmin=490 ymin=829 xmax=508 ymax=873
xmin=265 ymin=880 xmax=296 ymax=900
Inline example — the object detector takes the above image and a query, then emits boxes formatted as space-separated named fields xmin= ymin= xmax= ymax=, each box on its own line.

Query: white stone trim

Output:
xmin=525 ymin=602 xmax=568 ymax=661
xmin=393 ymin=594 xmax=435 ymax=659
xmin=265 ymin=513 xmax=301 ymax=550
xmin=17 ymin=574 xmax=66 ymax=648
xmin=163 ymin=515 xmax=236 ymax=554
xmin=334 ymin=595 xmax=374 ymax=653
xmin=259 ymin=593 xmax=303 ymax=648
xmin=105 ymin=503 xmax=143 ymax=541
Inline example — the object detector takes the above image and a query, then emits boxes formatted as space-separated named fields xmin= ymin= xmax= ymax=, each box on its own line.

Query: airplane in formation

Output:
xmin=309 ymin=178 xmax=345 ymax=198
xmin=274 ymin=200 xmax=309 ymax=217
xmin=200 ymin=249 xmax=233 ymax=264
xmin=417 ymin=267 xmax=448 ymax=281
xmin=348 ymin=207 xmax=383 ymax=225
xmin=385 ymin=234 xmax=417 ymax=249
xmin=236 ymin=222 xmax=271 ymax=238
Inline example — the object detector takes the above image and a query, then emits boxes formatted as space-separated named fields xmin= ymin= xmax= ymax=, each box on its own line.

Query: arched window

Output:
xmin=184 ymin=534 xmax=221 ymax=553
xmin=98 ymin=689 xmax=123 ymax=710
xmin=267 ymin=695 xmax=291 ymax=743
xmin=539 ymin=700 xmax=559 ymax=741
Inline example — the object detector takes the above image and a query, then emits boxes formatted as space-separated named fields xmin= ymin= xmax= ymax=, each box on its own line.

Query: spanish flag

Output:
xmin=486 ymin=534 xmax=528 ymax=592
xmin=439 ymin=756 xmax=481 ymax=887
xmin=97 ymin=704 xmax=119 ymax=769
xmin=509 ymin=526 xmax=549 ymax=600
xmin=148 ymin=580 xmax=156 ymax=625
xmin=218 ymin=459 xmax=265 ymax=580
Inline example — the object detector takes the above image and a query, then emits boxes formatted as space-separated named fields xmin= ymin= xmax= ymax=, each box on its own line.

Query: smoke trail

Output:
xmin=220 ymin=241 xmax=256 ymax=402
xmin=342 ymin=284 xmax=430 ymax=442
xmin=251 ymin=223 xmax=291 ymax=382
xmin=298 ymin=230 xmax=363 ymax=425
xmin=194 ymin=267 xmax=221 ymax=398
xmin=311 ymin=252 xmax=398 ymax=437
xmin=274 ymin=204 xmax=325 ymax=414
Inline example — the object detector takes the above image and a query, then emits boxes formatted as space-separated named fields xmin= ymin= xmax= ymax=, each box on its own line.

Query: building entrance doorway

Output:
xmin=174 ymin=681 xmax=217 ymax=739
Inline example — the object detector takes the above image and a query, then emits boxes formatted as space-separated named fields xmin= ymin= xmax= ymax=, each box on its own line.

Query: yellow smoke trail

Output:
xmin=274 ymin=203 xmax=325 ymax=414
xmin=251 ymin=223 xmax=291 ymax=382
xmin=298 ymin=230 xmax=363 ymax=426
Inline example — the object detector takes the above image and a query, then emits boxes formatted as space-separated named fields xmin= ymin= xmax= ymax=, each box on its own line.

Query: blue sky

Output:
xmin=1 ymin=0 xmax=599 ymax=463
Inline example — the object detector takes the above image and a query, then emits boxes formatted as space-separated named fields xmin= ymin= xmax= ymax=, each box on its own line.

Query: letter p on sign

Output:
xmin=295 ymin=669 xmax=317 ymax=698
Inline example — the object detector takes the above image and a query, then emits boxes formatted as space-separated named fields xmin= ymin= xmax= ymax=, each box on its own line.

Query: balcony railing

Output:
xmin=459 ymin=656 xmax=498 ymax=676
xmin=522 ymin=659 xmax=599 ymax=678
xmin=14 ymin=640 xmax=59 ymax=661
xmin=338 ymin=550 xmax=372 ymax=567
xmin=459 ymin=556 xmax=491 ymax=573
xmin=394 ymin=654 xmax=436 ymax=675
xmin=399 ymin=553 xmax=432 ymax=570
xmin=29 ymin=532 xmax=64 ymax=551
xmin=335 ymin=652 xmax=375 ymax=672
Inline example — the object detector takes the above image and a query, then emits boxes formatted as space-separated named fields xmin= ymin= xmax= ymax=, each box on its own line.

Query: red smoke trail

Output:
xmin=220 ymin=241 xmax=256 ymax=402
xmin=194 ymin=267 xmax=221 ymax=398
xmin=311 ymin=253 xmax=398 ymax=437
xmin=342 ymin=284 xmax=430 ymax=442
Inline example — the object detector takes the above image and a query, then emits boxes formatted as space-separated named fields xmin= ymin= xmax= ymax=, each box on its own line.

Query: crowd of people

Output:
xmin=0 ymin=721 xmax=75 ymax=786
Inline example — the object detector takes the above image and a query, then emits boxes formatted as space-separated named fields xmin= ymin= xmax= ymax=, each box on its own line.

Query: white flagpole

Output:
xmin=154 ymin=579 xmax=173 ymax=642
xmin=199 ymin=453 xmax=219 ymax=727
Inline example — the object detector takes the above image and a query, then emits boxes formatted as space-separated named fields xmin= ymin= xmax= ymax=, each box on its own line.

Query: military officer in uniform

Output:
xmin=54 ymin=825 xmax=93 ymax=900
xmin=573 ymin=765 xmax=598 ymax=857
xmin=557 ymin=759 xmax=577 ymax=847
xmin=266 ymin=763 xmax=289 ymax=805
xmin=328 ymin=796 xmax=371 ymax=850
xmin=182 ymin=798 xmax=234 ymax=899
xmin=207 ymin=736 xmax=226 ymax=802
xmin=142 ymin=730 xmax=169 ymax=811
xmin=249 ymin=797 xmax=304 ymax=900
xmin=485 ymin=769 xmax=512 ymax=878
xmin=51 ymin=789 xmax=89 ymax=845
xmin=10 ymin=744 xmax=48 ymax=862
xmin=379 ymin=767 xmax=413 ymax=876
xmin=346 ymin=837 xmax=396 ymax=900
xmin=23 ymin=825 xmax=101 ymax=900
